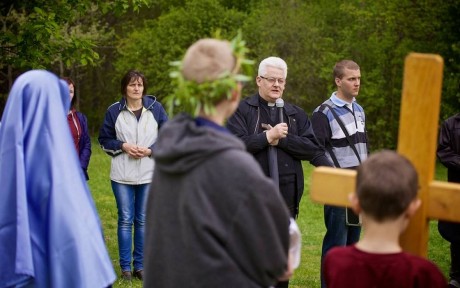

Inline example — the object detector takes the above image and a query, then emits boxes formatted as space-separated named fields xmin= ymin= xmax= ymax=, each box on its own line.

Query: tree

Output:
xmin=242 ymin=0 xmax=334 ymax=110
xmin=2 ymin=0 xmax=458 ymax=146
xmin=333 ymin=0 xmax=459 ymax=149
xmin=113 ymin=0 xmax=247 ymax=105
xmin=0 ymin=0 xmax=152 ymax=117
xmin=0 ymin=0 xmax=151 ymax=89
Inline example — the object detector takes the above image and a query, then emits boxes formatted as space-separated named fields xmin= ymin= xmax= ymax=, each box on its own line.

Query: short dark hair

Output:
xmin=120 ymin=70 xmax=147 ymax=96
xmin=356 ymin=150 xmax=418 ymax=222
xmin=333 ymin=60 xmax=360 ymax=79
xmin=61 ymin=76 xmax=77 ymax=107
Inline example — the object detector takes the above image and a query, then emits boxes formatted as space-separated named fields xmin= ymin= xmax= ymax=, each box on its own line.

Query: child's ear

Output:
xmin=348 ymin=193 xmax=361 ymax=214
xmin=406 ymin=198 xmax=421 ymax=217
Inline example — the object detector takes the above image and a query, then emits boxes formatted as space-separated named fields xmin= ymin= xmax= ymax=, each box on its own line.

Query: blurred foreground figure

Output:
xmin=144 ymin=35 xmax=299 ymax=288
xmin=0 ymin=70 xmax=116 ymax=288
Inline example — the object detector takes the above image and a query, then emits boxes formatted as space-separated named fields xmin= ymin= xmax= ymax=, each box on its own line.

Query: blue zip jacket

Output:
xmin=99 ymin=95 xmax=168 ymax=184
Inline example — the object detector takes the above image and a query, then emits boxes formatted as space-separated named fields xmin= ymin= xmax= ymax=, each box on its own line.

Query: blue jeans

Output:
xmin=321 ymin=205 xmax=361 ymax=288
xmin=111 ymin=181 xmax=149 ymax=272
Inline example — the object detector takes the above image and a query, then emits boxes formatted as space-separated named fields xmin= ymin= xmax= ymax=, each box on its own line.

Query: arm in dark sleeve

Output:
xmin=149 ymin=102 xmax=169 ymax=153
xmin=226 ymin=103 xmax=270 ymax=154
xmin=277 ymin=109 xmax=333 ymax=167
xmin=98 ymin=108 xmax=124 ymax=157
xmin=78 ymin=112 xmax=92 ymax=179
xmin=311 ymin=111 xmax=335 ymax=167
xmin=155 ymin=102 xmax=169 ymax=129
xmin=437 ymin=120 xmax=460 ymax=170
xmin=311 ymin=110 xmax=332 ymax=148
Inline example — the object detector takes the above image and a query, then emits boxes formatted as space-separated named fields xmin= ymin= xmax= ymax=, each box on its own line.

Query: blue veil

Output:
xmin=0 ymin=70 xmax=116 ymax=287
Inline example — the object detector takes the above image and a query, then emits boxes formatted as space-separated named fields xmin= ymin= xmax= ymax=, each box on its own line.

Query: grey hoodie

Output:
xmin=144 ymin=113 xmax=291 ymax=288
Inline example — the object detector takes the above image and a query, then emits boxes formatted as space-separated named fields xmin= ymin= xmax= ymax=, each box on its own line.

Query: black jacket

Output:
xmin=436 ymin=113 xmax=460 ymax=243
xmin=227 ymin=94 xmax=333 ymax=205
xmin=437 ymin=113 xmax=460 ymax=183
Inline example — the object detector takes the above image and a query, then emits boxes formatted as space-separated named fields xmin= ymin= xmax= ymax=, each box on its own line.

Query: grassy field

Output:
xmin=88 ymin=139 xmax=450 ymax=287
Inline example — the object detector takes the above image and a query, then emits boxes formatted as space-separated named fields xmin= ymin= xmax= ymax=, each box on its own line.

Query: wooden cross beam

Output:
xmin=310 ymin=53 xmax=460 ymax=257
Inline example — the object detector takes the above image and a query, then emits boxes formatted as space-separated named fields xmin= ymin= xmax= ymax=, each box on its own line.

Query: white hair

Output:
xmin=258 ymin=57 xmax=288 ymax=78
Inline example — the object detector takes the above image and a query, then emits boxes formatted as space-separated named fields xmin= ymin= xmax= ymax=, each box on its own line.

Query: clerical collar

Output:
xmin=258 ymin=96 xmax=275 ymax=107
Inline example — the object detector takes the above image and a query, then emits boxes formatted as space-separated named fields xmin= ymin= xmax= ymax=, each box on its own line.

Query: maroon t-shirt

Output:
xmin=324 ymin=245 xmax=447 ymax=288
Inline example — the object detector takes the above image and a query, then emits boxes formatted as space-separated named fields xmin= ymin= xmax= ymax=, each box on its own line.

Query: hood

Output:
xmin=118 ymin=95 xmax=157 ymax=110
xmin=154 ymin=114 xmax=246 ymax=174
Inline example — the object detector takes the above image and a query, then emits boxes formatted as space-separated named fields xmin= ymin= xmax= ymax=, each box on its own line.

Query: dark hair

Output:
xmin=356 ymin=150 xmax=418 ymax=222
xmin=120 ymin=70 xmax=147 ymax=97
xmin=333 ymin=60 xmax=360 ymax=80
xmin=61 ymin=76 xmax=77 ymax=107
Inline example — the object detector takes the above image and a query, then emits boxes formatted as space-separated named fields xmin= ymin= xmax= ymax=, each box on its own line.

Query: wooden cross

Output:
xmin=310 ymin=53 xmax=460 ymax=257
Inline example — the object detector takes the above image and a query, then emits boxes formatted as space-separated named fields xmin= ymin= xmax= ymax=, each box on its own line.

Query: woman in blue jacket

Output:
xmin=62 ymin=77 xmax=92 ymax=180
xmin=99 ymin=70 xmax=168 ymax=281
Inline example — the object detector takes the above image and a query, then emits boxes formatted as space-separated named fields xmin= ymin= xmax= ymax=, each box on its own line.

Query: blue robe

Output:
xmin=0 ymin=70 xmax=116 ymax=287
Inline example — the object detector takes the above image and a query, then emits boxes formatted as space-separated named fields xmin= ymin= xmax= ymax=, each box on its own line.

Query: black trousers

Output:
xmin=451 ymin=242 xmax=460 ymax=282
xmin=438 ymin=221 xmax=460 ymax=281
xmin=275 ymin=280 xmax=289 ymax=288
xmin=275 ymin=174 xmax=297 ymax=288
xmin=279 ymin=174 xmax=298 ymax=218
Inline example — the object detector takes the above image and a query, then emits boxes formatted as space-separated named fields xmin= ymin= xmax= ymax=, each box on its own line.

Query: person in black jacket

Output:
xmin=227 ymin=56 xmax=332 ymax=219
xmin=437 ymin=113 xmax=460 ymax=288
xmin=227 ymin=56 xmax=332 ymax=288
xmin=144 ymin=38 xmax=297 ymax=288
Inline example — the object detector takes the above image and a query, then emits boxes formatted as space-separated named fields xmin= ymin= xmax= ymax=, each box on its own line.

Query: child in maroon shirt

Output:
xmin=324 ymin=150 xmax=447 ymax=288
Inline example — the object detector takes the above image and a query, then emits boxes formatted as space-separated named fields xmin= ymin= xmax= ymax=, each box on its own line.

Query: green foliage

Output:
xmin=242 ymin=1 xmax=333 ymax=109
xmin=148 ymin=0 xmax=255 ymax=13
xmin=2 ymin=0 xmax=459 ymax=150
xmin=114 ymin=0 xmax=247 ymax=103
xmin=0 ymin=0 xmax=152 ymax=70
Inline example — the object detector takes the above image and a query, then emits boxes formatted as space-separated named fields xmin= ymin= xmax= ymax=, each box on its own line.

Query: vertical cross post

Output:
xmin=397 ymin=53 xmax=443 ymax=256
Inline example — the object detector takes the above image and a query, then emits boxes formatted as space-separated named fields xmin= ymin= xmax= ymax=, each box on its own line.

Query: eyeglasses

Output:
xmin=260 ymin=76 xmax=286 ymax=86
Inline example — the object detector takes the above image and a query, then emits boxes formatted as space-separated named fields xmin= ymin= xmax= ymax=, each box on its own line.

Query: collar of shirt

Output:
xmin=330 ymin=92 xmax=356 ymax=107
xmin=258 ymin=95 xmax=276 ymax=107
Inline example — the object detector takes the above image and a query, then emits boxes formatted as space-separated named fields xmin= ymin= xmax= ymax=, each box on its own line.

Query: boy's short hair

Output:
xmin=356 ymin=150 xmax=418 ymax=222
xmin=181 ymin=38 xmax=235 ymax=84
xmin=333 ymin=60 xmax=360 ymax=79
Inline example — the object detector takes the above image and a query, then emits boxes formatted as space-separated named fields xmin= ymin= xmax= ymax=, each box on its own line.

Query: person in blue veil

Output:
xmin=0 ymin=70 xmax=116 ymax=288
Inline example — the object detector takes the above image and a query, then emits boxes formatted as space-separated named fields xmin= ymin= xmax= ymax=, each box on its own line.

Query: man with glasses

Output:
xmin=227 ymin=56 xmax=332 ymax=287
xmin=144 ymin=39 xmax=296 ymax=288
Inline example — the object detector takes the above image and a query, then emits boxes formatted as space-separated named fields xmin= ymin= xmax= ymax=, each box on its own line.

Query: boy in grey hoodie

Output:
xmin=144 ymin=36 xmax=297 ymax=288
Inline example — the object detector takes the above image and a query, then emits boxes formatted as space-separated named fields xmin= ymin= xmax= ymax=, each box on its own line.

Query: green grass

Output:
xmin=88 ymin=139 xmax=450 ymax=287
xmin=89 ymin=141 xmax=143 ymax=287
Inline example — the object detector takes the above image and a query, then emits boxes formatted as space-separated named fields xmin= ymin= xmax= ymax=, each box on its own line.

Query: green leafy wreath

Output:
xmin=166 ymin=31 xmax=254 ymax=117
